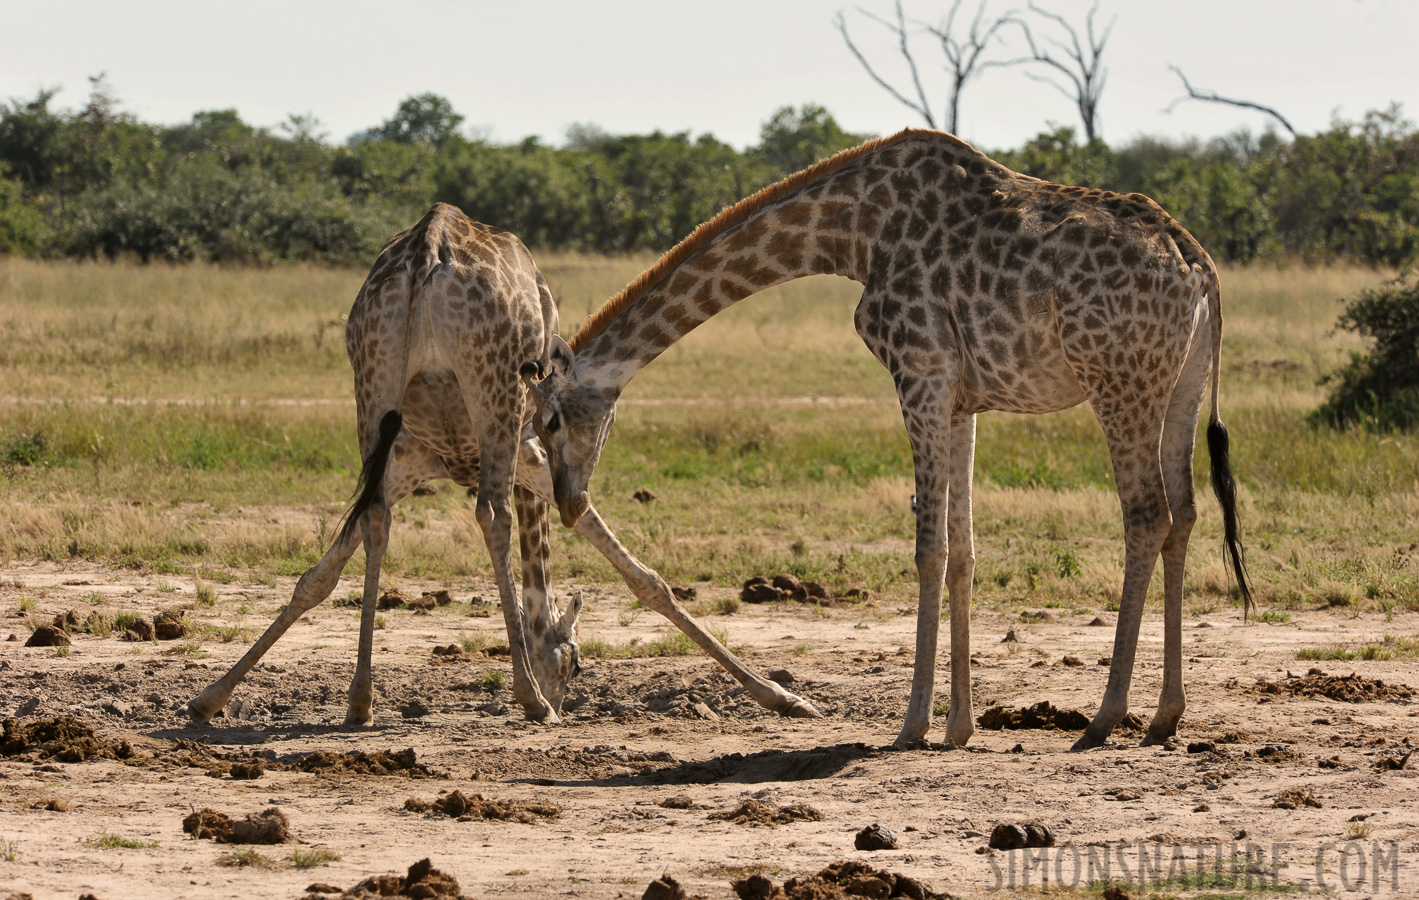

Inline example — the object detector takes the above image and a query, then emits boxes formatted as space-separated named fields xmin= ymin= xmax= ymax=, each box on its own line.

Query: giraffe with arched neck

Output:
xmin=522 ymin=129 xmax=1252 ymax=750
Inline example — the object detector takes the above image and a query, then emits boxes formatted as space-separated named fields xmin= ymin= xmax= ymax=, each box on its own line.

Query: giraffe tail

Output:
xmin=337 ymin=410 xmax=403 ymax=546
xmin=1202 ymin=266 xmax=1254 ymax=620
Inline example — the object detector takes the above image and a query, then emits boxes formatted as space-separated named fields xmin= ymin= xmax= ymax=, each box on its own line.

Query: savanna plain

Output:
xmin=1 ymin=257 xmax=1417 ymax=899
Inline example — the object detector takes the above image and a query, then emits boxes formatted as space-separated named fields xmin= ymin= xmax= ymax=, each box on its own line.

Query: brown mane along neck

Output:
xmin=568 ymin=128 xmax=951 ymax=353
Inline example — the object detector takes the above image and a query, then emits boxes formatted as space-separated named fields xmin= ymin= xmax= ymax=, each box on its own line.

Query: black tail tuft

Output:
xmin=1207 ymin=418 xmax=1253 ymax=619
xmin=337 ymin=410 xmax=402 ymax=546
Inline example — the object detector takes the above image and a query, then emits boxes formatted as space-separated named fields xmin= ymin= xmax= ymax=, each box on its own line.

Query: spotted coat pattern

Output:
xmin=532 ymin=129 xmax=1251 ymax=749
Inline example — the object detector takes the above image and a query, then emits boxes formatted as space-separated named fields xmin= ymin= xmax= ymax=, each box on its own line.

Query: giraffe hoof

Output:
xmin=176 ymin=701 xmax=215 ymax=723
xmin=343 ymin=710 xmax=376 ymax=727
xmin=1070 ymin=731 xmax=1110 ymax=752
xmin=1140 ymin=730 xmax=1174 ymax=747
xmin=780 ymin=696 xmax=822 ymax=719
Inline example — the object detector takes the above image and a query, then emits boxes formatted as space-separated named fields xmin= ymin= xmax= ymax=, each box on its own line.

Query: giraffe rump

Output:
xmin=337 ymin=409 xmax=402 ymax=547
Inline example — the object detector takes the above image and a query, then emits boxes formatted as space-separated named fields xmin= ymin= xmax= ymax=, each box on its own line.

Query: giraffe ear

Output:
xmin=547 ymin=334 xmax=575 ymax=377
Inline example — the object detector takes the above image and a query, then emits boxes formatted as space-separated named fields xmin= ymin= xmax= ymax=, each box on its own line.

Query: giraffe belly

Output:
xmin=957 ymin=319 xmax=1088 ymax=415
xmin=400 ymin=369 xmax=482 ymax=487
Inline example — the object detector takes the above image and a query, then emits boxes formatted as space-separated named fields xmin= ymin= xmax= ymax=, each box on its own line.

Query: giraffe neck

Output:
xmin=576 ymin=176 xmax=872 ymax=393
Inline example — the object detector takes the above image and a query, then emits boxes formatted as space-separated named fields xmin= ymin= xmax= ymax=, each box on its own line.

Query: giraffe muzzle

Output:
xmin=557 ymin=490 xmax=590 ymax=528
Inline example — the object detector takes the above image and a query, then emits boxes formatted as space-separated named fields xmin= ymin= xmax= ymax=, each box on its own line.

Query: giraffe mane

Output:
xmin=569 ymin=127 xmax=944 ymax=351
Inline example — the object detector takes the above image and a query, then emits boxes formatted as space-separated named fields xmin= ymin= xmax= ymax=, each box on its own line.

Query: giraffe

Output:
xmin=179 ymin=203 xmax=817 ymax=727
xmin=521 ymin=129 xmax=1252 ymax=751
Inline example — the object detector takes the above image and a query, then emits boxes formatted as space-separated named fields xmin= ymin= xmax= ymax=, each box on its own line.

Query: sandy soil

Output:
xmin=2 ymin=559 xmax=1417 ymax=899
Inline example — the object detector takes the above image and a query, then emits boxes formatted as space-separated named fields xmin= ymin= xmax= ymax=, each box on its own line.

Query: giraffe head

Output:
xmin=521 ymin=335 xmax=617 ymax=527
xmin=525 ymin=590 xmax=583 ymax=713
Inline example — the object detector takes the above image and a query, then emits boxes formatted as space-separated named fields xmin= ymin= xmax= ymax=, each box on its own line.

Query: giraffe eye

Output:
xmin=545 ymin=412 xmax=562 ymax=434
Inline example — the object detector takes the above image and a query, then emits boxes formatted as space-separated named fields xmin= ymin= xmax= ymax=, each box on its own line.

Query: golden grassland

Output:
xmin=1 ymin=256 xmax=1416 ymax=616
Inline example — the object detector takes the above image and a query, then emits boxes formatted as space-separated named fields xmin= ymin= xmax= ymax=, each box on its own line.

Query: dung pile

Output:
xmin=0 ymin=717 xmax=139 ymax=763
xmin=976 ymin=701 xmax=1090 ymax=731
xmin=1255 ymin=670 xmax=1413 ymax=703
xmin=732 ymin=861 xmax=945 ymax=899
xmin=403 ymin=790 xmax=560 ymax=823
xmin=294 ymin=748 xmax=438 ymax=778
xmin=299 ymin=858 xmax=468 ymax=900
xmin=741 ymin=575 xmax=833 ymax=605
xmin=182 ymin=807 xmax=292 ymax=844
xmin=708 ymin=799 xmax=823 ymax=826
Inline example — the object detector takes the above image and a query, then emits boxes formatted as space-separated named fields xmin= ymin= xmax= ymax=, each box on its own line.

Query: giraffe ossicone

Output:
xmin=179 ymin=204 xmax=819 ymax=727
xmin=525 ymin=128 xmax=1253 ymax=750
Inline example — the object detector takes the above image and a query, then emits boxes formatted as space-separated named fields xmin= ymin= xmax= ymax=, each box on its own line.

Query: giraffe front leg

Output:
xmin=572 ymin=506 xmax=821 ymax=719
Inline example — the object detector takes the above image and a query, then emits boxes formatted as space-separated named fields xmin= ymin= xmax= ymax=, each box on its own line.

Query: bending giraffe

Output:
xmin=180 ymin=203 xmax=818 ymax=726
xmin=521 ymin=129 xmax=1252 ymax=751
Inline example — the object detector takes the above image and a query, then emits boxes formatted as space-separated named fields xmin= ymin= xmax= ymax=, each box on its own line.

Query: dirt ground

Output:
xmin=2 ymin=560 xmax=1417 ymax=899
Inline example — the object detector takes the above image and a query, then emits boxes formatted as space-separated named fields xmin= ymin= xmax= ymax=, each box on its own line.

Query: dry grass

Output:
xmin=2 ymin=257 xmax=1417 ymax=614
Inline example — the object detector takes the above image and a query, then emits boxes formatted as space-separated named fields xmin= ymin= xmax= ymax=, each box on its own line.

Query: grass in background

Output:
xmin=1 ymin=257 xmax=1416 ymax=613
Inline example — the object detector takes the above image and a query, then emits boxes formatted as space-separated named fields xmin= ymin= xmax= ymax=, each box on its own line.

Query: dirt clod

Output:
xmin=1101 ymin=887 xmax=1134 ymax=900
xmin=1374 ymin=750 xmax=1412 ymax=771
xmin=854 ymin=823 xmax=898 ymax=850
xmin=52 ymin=609 xmax=82 ymax=632
xmin=976 ymin=701 xmax=1089 ymax=731
xmin=1187 ymin=741 xmax=1215 ymax=754
xmin=229 ymin=761 xmax=264 ymax=779
xmin=1272 ymin=788 xmax=1321 ymax=810
xmin=377 ymin=590 xmax=407 ymax=610
xmin=122 ymin=617 xmax=154 ymax=641
xmin=632 ymin=489 xmax=657 ymax=504
xmin=182 ymin=806 xmax=291 ymax=844
xmin=709 ymin=799 xmax=823 ymax=826
xmin=403 ymin=790 xmax=560 ymax=823
xmin=24 ymin=625 xmax=69 ymax=647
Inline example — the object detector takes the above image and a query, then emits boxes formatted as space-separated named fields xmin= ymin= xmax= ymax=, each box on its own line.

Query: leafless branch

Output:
xmin=1016 ymin=0 xmax=1114 ymax=141
xmin=836 ymin=2 xmax=938 ymax=129
xmin=1164 ymin=65 xmax=1297 ymax=138
xmin=924 ymin=0 xmax=1022 ymax=134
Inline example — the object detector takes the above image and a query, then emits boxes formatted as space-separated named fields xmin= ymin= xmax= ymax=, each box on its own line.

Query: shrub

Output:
xmin=1314 ymin=269 xmax=1419 ymax=430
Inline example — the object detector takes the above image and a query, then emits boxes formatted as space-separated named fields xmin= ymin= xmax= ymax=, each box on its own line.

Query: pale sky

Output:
xmin=3 ymin=0 xmax=1416 ymax=151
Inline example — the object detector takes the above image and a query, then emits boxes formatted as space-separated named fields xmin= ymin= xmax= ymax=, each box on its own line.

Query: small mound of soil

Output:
xmin=1 ymin=717 xmax=137 ymax=763
xmin=643 ymin=874 xmax=687 ymax=900
xmin=709 ymin=799 xmax=822 ymax=826
xmin=300 ymin=858 xmax=468 ymax=900
xmin=1272 ymin=788 xmax=1321 ymax=810
xmin=52 ymin=609 xmax=83 ymax=632
xmin=976 ymin=701 xmax=1089 ymax=731
xmin=182 ymin=807 xmax=291 ymax=844
xmin=733 ymin=861 xmax=944 ymax=900
xmin=229 ymin=761 xmax=264 ymax=779
xmin=1374 ymin=750 xmax=1412 ymax=771
xmin=403 ymin=790 xmax=560 ymax=823
xmin=1255 ymin=670 xmax=1413 ymax=703
xmin=24 ymin=625 xmax=70 ymax=647
xmin=294 ymin=748 xmax=438 ymax=778
xmin=1249 ymin=744 xmax=1301 ymax=763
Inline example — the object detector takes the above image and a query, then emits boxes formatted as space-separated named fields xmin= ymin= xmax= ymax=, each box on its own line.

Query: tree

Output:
xmin=836 ymin=0 xmax=1018 ymax=134
xmin=755 ymin=104 xmax=868 ymax=177
xmin=1016 ymin=0 xmax=1114 ymax=142
xmin=371 ymin=93 xmax=464 ymax=146
xmin=1315 ymin=270 xmax=1419 ymax=431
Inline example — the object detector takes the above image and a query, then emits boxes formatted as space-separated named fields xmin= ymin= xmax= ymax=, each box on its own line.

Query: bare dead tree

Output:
xmin=1164 ymin=66 xmax=1297 ymax=138
xmin=925 ymin=1 xmax=1020 ymax=133
xmin=837 ymin=0 xmax=1019 ymax=134
xmin=1016 ymin=0 xmax=1114 ymax=142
